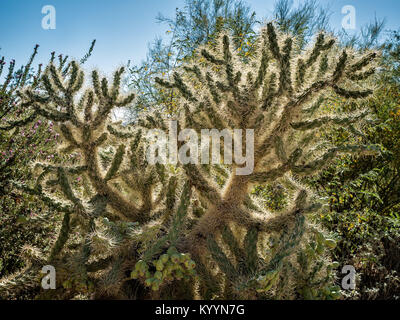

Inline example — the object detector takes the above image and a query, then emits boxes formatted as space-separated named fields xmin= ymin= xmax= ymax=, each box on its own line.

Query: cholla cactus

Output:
xmin=153 ymin=23 xmax=378 ymax=298
xmin=0 ymin=23 xmax=377 ymax=300
xmin=0 ymin=58 xmax=175 ymax=299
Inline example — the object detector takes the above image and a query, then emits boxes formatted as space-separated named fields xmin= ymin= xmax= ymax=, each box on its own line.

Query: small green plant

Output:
xmin=131 ymin=246 xmax=196 ymax=292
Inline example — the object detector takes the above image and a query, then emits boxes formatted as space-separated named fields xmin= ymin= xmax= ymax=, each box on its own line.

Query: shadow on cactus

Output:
xmin=0 ymin=23 xmax=378 ymax=300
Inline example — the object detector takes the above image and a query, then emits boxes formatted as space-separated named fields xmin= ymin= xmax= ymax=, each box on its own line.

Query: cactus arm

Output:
xmin=183 ymin=164 xmax=222 ymax=205
xmin=290 ymin=111 xmax=369 ymax=131
xmin=0 ymin=112 xmax=37 ymax=130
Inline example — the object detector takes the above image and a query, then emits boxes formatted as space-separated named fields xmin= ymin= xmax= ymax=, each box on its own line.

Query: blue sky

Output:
xmin=1 ymin=0 xmax=399 ymax=75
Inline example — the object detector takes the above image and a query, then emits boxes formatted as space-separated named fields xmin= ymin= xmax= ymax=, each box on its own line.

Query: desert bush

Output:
xmin=0 ymin=43 xmax=95 ymax=299
xmin=311 ymin=80 xmax=400 ymax=300
xmin=0 ymin=47 xmax=58 ymax=288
